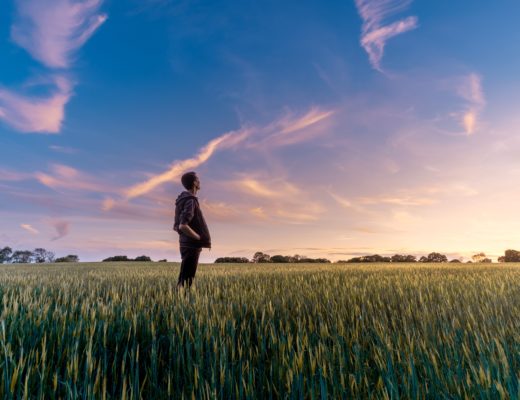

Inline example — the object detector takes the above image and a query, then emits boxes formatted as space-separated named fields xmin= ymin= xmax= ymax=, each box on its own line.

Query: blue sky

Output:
xmin=1 ymin=0 xmax=520 ymax=262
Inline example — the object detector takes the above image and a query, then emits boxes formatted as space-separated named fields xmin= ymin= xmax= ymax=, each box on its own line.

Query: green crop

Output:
xmin=0 ymin=262 xmax=519 ymax=399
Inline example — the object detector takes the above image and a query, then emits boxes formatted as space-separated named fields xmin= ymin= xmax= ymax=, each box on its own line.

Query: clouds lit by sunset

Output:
xmin=1 ymin=0 xmax=520 ymax=262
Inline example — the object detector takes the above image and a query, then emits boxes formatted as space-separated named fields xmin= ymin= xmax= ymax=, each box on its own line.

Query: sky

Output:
xmin=1 ymin=0 xmax=520 ymax=262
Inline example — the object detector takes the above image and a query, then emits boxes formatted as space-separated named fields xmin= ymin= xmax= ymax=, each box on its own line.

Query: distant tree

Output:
xmin=471 ymin=252 xmax=488 ymax=263
xmin=365 ymin=254 xmax=390 ymax=262
xmin=45 ymin=251 xmax=55 ymax=263
xmin=298 ymin=257 xmax=331 ymax=263
xmin=158 ymin=259 xmax=168 ymax=262
xmin=293 ymin=254 xmax=307 ymax=262
xmin=315 ymin=258 xmax=331 ymax=263
xmin=449 ymin=259 xmax=461 ymax=263
xmin=134 ymin=255 xmax=152 ymax=262
xmin=32 ymin=248 xmax=55 ymax=263
xmin=420 ymin=252 xmax=448 ymax=263
xmin=346 ymin=254 xmax=390 ymax=263
xmin=103 ymin=255 xmax=130 ymax=262
xmin=55 ymin=255 xmax=79 ymax=263
xmin=0 ymin=246 xmax=12 ymax=263
xmin=214 ymin=257 xmax=249 ymax=263
xmin=497 ymin=256 xmax=506 ymax=263
xmin=391 ymin=254 xmax=417 ymax=263
xmin=270 ymin=255 xmax=291 ymax=263
xmin=502 ymin=249 xmax=520 ymax=262
xmin=11 ymin=250 xmax=33 ymax=264
xmin=32 ymin=248 xmax=47 ymax=263
xmin=253 ymin=252 xmax=271 ymax=263
xmin=481 ymin=258 xmax=492 ymax=263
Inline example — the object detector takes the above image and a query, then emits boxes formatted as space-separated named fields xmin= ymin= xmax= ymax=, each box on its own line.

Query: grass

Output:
xmin=0 ymin=262 xmax=519 ymax=399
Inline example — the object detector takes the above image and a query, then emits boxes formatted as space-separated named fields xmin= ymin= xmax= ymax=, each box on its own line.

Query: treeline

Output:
xmin=216 ymin=250 xmax=520 ymax=264
xmin=215 ymin=252 xmax=332 ymax=263
xmin=0 ymin=245 xmax=166 ymax=264
xmin=4 ymin=246 xmax=520 ymax=265
xmin=102 ymin=255 xmax=154 ymax=262
xmin=0 ymin=246 xmax=79 ymax=264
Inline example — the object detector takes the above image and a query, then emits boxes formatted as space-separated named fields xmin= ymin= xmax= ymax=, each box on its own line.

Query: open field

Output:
xmin=1 ymin=262 xmax=519 ymax=399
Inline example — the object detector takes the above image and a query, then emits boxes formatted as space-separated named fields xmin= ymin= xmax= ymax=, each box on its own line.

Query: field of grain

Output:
xmin=0 ymin=262 xmax=519 ymax=399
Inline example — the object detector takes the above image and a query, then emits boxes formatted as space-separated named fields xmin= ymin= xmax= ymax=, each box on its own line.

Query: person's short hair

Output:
xmin=181 ymin=171 xmax=197 ymax=190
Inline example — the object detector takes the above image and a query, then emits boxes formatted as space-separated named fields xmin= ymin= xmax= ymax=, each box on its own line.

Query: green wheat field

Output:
xmin=1 ymin=262 xmax=519 ymax=399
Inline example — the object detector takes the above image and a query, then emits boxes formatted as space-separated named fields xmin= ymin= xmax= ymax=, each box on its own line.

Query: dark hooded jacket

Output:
xmin=173 ymin=191 xmax=211 ymax=248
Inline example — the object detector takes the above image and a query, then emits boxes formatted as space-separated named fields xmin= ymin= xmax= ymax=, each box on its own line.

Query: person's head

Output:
xmin=181 ymin=171 xmax=200 ymax=192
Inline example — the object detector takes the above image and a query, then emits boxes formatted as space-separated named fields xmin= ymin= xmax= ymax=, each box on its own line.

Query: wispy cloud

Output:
xmin=0 ymin=163 xmax=114 ymax=193
xmin=20 ymin=223 xmax=39 ymax=234
xmin=328 ymin=191 xmax=354 ymax=209
xmin=245 ymin=107 xmax=335 ymax=149
xmin=35 ymin=163 xmax=113 ymax=192
xmin=51 ymin=220 xmax=70 ymax=241
xmin=232 ymin=177 xmax=302 ymax=199
xmin=123 ymin=107 xmax=335 ymax=201
xmin=11 ymin=0 xmax=107 ymax=69
xmin=0 ymin=76 xmax=72 ymax=133
xmin=0 ymin=168 xmax=32 ymax=182
xmin=354 ymin=0 xmax=418 ymax=71
xmin=456 ymin=73 xmax=485 ymax=135
xmin=359 ymin=195 xmax=436 ymax=206
xmin=221 ymin=174 xmax=325 ymax=224
xmin=124 ymin=128 xmax=252 ymax=200
xmin=2 ymin=0 xmax=107 ymax=134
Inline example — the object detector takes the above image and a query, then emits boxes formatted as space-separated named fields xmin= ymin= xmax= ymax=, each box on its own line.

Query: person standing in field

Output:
xmin=173 ymin=171 xmax=211 ymax=289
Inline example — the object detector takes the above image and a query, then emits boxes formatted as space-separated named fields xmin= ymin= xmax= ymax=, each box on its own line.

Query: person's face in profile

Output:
xmin=193 ymin=176 xmax=201 ymax=191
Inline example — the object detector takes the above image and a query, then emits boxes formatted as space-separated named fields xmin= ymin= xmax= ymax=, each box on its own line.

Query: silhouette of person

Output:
xmin=173 ymin=171 xmax=211 ymax=289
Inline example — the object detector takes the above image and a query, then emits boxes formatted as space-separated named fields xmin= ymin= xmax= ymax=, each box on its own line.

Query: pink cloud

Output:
xmin=51 ymin=220 xmax=70 ymax=241
xmin=35 ymin=163 xmax=114 ymax=192
xmin=121 ymin=107 xmax=334 ymax=201
xmin=361 ymin=17 xmax=418 ymax=71
xmin=0 ymin=76 xmax=72 ymax=133
xmin=124 ymin=128 xmax=252 ymax=199
xmin=253 ymin=108 xmax=335 ymax=148
xmin=20 ymin=224 xmax=39 ymax=234
xmin=11 ymin=0 xmax=107 ymax=68
xmin=0 ymin=168 xmax=32 ymax=182
xmin=354 ymin=0 xmax=418 ymax=71
xmin=456 ymin=73 xmax=485 ymax=135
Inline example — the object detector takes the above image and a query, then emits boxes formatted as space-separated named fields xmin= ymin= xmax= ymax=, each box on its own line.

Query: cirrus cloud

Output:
xmin=11 ymin=0 xmax=107 ymax=69
xmin=354 ymin=0 xmax=418 ymax=71
xmin=0 ymin=76 xmax=72 ymax=133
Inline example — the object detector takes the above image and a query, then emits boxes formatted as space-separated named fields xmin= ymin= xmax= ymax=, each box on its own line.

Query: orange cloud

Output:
xmin=20 ymin=223 xmax=39 ymax=234
xmin=457 ymin=73 xmax=485 ymax=135
xmin=122 ymin=107 xmax=335 ymax=201
xmin=124 ymin=128 xmax=251 ymax=199
xmin=232 ymin=177 xmax=301 ymax=199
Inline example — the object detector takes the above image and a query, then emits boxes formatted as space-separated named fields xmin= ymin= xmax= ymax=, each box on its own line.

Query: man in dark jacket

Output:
xmin=173 ymin=171 xmax=211 ymax=289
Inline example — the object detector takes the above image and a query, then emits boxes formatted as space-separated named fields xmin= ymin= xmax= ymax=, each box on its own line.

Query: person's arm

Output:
xmin=179 ymin=224 xmax=200 ymax=240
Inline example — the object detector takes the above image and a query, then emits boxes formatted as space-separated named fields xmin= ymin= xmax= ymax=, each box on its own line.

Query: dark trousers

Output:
xmin=177 ymin=246 xmax=202 ymax=288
